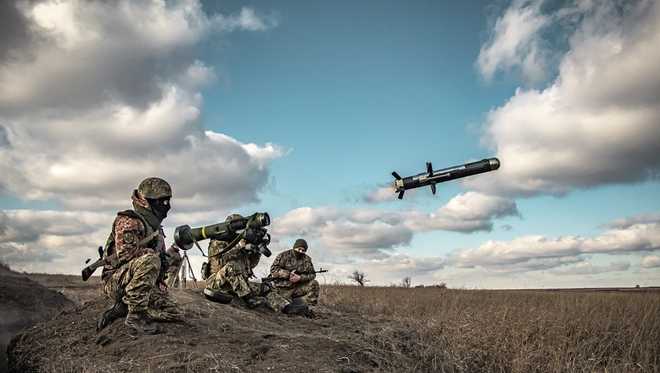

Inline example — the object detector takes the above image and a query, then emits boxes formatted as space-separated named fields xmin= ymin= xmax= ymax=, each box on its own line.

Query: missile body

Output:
xmin=392 ymin=158 xmax=500 ymax=199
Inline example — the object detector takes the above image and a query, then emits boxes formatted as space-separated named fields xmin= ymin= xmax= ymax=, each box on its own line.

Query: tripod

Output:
xmin=178 ymin=250 xmax=198 ymax=289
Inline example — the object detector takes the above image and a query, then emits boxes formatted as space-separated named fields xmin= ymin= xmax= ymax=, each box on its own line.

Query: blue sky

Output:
xmin=0 ymin=0 xmax=659 ymax=287
xmin=201 ymin=1 xmax=515 ymax=208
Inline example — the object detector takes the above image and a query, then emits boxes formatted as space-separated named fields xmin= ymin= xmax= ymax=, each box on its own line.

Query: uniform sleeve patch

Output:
xmin=122 ymin=231 xmax=137 ymax=245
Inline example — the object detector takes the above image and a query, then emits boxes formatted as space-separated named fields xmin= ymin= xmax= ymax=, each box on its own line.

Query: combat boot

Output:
xmin=203 ymin=288 xmax=233 ymax=304
xmin=282 ymin=303 xmax=310 ymax=316
xmin=242 ymin=295 xmax=267 ymax=309
xmin=97 ymin=301 xmax=128 ymax=331
xmin=283 ymin=301 xmax=312 ymax=317
xmin=124 ymin=311 xmax=159 ymax=336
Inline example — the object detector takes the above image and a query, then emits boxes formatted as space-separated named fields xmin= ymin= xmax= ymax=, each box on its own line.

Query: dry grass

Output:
xmin=321 ymin=286 xmax=660 ymax=372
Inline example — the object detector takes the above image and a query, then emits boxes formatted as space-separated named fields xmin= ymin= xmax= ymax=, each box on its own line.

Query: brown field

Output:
xmin=321 ymin=285 xmax=660 ymax=372
xmin=4 ymin=272 xmax=660 ymax=372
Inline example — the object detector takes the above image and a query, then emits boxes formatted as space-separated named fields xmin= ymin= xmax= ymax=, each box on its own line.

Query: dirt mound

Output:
xmin=0 ymin=265 xmax=74 ymax=372
xmin=8 ymin=289 xmax=421 ymax=372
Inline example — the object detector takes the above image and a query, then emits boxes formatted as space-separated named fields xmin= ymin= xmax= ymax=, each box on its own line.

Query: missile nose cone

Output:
xmin=488 ymin=158 xmax=500 ymax=170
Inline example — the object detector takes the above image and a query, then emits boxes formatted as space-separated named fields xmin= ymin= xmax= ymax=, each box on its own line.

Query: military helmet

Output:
xmin=137 ymin=177 xmax=172 ymax=199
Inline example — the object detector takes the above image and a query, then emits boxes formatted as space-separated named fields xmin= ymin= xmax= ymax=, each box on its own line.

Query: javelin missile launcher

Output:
xmin=392 ymin=158 xmax=500 ymax=199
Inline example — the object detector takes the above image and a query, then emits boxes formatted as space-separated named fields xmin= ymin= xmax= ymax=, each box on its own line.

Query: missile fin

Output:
xmin=430 ymin=183 xmax=436 ymax=195
xmin=397 ymin=191 xmax=405 ymax=199
xmin=426 ymin=162 xmax=433 ymax=176
xmin=392 ymin=171 xmax=402 ymax=180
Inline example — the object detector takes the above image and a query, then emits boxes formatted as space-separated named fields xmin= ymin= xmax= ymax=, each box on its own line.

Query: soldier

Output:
xmin=206 ymin=215 xmax=242 ymax=277
xmin=269 ymin=238 xmax=320 ymax=306
xmin=203 ymin=215 xmax=290 ymax=311
xmin=164 ymin=243 xmax=183 ymax=288
xmin=97 ymin=177 xmax=182 ymax=335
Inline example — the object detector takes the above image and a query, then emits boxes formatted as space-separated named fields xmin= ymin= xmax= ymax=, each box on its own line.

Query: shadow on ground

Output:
xmin=0 ymin=267 xmax=73 ymax=373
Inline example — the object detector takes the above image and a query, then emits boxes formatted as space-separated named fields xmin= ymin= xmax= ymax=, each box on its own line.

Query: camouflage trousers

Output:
xmin=205 ymin=265 xmax=290 ymax=312
xmin=273 ymin=280 xmax=320 ymax=305
xmin=103 ymin=253 xmax=182 ymax=321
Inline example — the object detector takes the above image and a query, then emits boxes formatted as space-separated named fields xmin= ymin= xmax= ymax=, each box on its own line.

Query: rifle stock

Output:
xmin=82 ymin=258 xmax=104 ymax=281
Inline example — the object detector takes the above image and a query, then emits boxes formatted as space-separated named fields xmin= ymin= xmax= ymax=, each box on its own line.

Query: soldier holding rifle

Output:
xmin=96 ymin=177 xmax=181 ymax=335
xmin=269 ymin=239 xmax=321 ymax=307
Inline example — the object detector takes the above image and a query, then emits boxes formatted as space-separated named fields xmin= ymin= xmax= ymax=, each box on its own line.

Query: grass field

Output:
xmin=321 ymin=286 xmax=660 ymax=372
xmin=11 ymin=271 xmax=660 ymax=372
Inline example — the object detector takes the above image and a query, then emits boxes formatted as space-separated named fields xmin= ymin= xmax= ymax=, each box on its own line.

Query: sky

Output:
xmin=1 ymin=0 xmax=659 ymax=288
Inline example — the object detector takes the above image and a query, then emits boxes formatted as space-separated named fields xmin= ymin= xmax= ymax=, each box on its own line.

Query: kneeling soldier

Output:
xmin=98 ymin=177 xmax=181 ymax=335
xmin=204 ymin=215 xmax=289 ymax=311
xmin=269 ymin=239 xmax=320 ymax=306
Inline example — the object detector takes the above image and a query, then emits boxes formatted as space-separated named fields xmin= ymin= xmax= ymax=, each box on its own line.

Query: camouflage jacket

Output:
xmin=101 ymin=210 xmax=164 ymax=281
xmin=269 ymin=249 xmax=316 ymax=288
xmin=208 ymin=239 xmax=260 ymax=277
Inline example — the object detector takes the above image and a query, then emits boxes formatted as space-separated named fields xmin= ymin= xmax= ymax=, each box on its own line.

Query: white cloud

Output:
xmin=452 ymin=214 xmax=660 ymax=272
xmin=641 ymin=255 xmax=660 ymax=269
xmin=2 ymin=209 xmax=654 ymax=285
xmin=0 ymin=208 xmax=445 ymax=282
xmin=215 ymin=7 xmax=278 ymax=32
xmin=0 ymin=1 xmax=274 ymax=111
xmin=0 ymin=91 xmax=285 ymax=211
xmin=405 ymin=191 xmax=519 ymax=232
xmin=319 ymin=220 xmax=413 ymax=254
xmin=0 ymin=210 xmax=111 ymax=272
xmin=0 ymin=0 xmax=283 ymax=211
xmin=550 ymin=261 xmax=630 ymax=276
xmin=477 ymin=0 xmax=551 ymax=84
xmin=317 ymin=254 xmax=447 ymax=285
xmin=606 ymin=213 xmax=660 ymax=230
xmin=469 ymin=0 xmax=660 ymax=197
xmin=272 ymin=192 xmax=518 ymax=258
xmin=0 ymin=207 xmax=248 ymax=274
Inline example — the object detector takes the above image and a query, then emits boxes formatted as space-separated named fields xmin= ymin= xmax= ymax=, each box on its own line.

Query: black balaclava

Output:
xmin=147 ymin=197 xmax=171 ymax=221
xmin=132 ymin=190 xmax=166 ymax=230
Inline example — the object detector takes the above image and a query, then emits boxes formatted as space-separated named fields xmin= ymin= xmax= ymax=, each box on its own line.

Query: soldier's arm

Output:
xmin=222 ymin=245 xmax=244 ymax=262
xmin=298 ymin=257 xmax=316 ymax=283
xmin=270 ymin=252 xmax=290 ymax=278
xmin=208 ymin=240 xmax=229 ymax=257
xmin=113 ymin=215 xmax=147 ymax=265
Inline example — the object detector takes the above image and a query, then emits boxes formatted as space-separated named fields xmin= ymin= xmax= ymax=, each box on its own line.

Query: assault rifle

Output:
xmin=82 ymin=230 xmax=161 ymax=281
xmin=262 ymin=268 xmax=328 ymax=284
xmin=81 ymin=246 xmax=104 ymax=281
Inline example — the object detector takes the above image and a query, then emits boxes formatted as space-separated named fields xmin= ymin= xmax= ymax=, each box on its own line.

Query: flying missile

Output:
xmin=392 ymin=158 xmax=500 ymax=199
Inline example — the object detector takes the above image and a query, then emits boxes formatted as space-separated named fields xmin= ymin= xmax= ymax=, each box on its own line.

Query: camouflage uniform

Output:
xmin=101 ymin=179 xmax=181 ymax=324
xmin=269 ymin=248 xmax=320 ymax=305
xmin=207 ymin=239 xmax=230 ymax=275
xmin=205 ymin=241 xmax=289 ymax=311
xmin=164 ymin=244 xmax=183 ymax=288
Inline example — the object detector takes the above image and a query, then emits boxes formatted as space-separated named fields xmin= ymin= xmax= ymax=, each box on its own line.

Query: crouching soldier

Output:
xmin=203 ymin=215 xmax=290 ymax=312
xmin=269 ymin=239 xmax=320 ymax=306
xmin=97 ymin=177 xmax=182 ymax=335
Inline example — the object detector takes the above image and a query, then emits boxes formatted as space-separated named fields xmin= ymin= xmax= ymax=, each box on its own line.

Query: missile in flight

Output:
xmin=392 ymin=158 xmax=500 ymax=199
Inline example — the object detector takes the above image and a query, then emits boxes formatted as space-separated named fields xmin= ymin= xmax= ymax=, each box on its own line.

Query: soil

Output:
xmin=0 ymin=266 xmax=74 ymax=372
xmin=6 ymin=275 xmax=421 ymax=373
